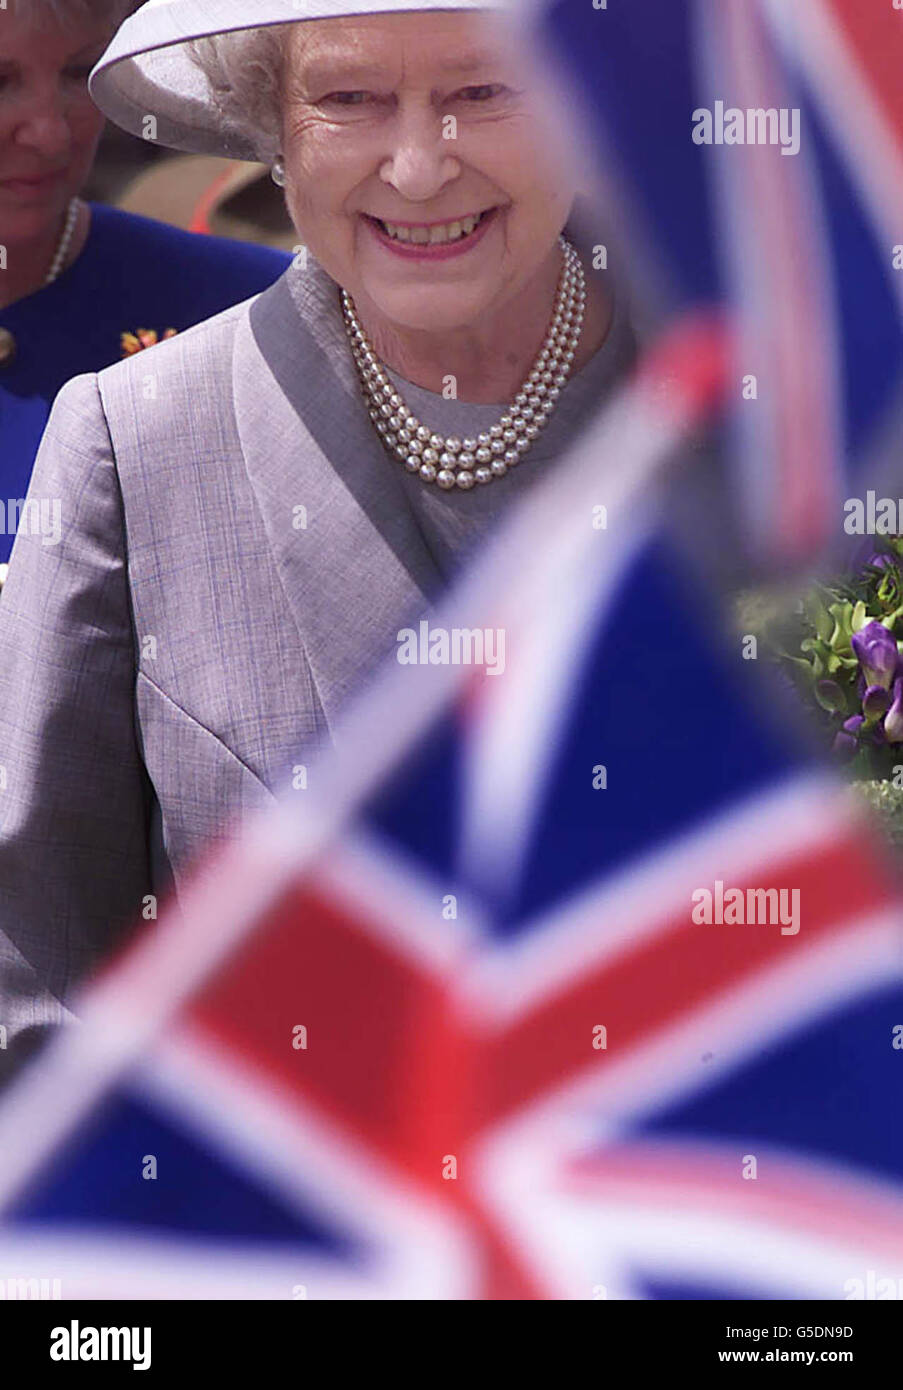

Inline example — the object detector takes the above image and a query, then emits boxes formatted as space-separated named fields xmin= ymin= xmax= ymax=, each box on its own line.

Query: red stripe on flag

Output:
xmin=478 ymin=830 xmax=896 ymax=1124
xmin=824 ymin=0 xmax=903 ymax=151
xmin=187 ymin=828 xmax=894 ymax=1162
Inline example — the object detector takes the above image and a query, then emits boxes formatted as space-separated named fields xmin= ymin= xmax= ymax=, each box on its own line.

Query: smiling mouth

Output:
xmin=364 ymin=207 xmax=496 ymax=245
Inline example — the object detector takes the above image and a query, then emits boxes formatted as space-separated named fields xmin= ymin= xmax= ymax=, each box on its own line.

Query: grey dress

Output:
xmin=0 ymin=233 xmax=635 ymax=1080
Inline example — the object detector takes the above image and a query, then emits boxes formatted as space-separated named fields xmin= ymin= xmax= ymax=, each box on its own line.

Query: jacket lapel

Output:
xmin=233 ymin=257 xmax=443 ymax=734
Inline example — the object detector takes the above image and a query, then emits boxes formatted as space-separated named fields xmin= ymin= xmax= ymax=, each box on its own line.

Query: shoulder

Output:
xmin=94 ymin=291 xmax=254 ymax=421
xmin=87 ymin=202 xmax=292 ymax=288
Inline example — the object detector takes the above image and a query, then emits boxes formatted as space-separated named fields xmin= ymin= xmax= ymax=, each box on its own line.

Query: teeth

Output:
xmin=378 ymin=210 xmax=487 ymax=244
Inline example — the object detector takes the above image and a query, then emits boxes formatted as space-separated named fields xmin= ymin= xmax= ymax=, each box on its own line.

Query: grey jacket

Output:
xmin=0 ymin=256 xmax=445 ymax=1076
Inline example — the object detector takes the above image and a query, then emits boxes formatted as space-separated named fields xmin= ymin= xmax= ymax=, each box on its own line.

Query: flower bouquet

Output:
xmin=741 ymin=537 xmax=903 ymax=846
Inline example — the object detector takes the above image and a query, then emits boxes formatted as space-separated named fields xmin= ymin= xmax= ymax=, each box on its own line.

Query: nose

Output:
xmin=379 ymin=105 xmax=461 ymax=202
xmin=12 ymin=91 xmax=72 ymax=162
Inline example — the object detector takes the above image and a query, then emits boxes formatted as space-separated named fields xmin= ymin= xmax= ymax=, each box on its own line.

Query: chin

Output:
xmin=369 ymin=287 xmax=496 ymax=336
xmin=0 ymin=202 xmax=61 ymax=242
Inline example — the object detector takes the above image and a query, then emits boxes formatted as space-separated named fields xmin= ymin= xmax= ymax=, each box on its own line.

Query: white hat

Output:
xmin=90 ymin=0 xmax=499 ymax=161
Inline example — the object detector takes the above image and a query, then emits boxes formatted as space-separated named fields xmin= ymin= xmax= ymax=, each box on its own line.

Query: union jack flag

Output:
xmin=538 ymin=0 xmax=903 ymax=569
xmin=0 ymin=0 xmax=902 ymax=1302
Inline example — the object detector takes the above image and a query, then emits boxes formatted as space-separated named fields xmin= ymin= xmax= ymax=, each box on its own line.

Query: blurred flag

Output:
xmin=0 ymin=317 xmax=900 ymax=1300
xmin=537 ymin=0 xmax=903 ymax=568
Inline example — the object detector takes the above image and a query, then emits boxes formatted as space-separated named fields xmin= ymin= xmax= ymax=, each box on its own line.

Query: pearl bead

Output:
xmin=477 ymin=433 xmax=491 ymax=447
xmin=515 ymin=436 xmax=531 ymax=453
xmin=503 ymin=429 xmax=517 ymax=444
xmin=490 ymin=439 xmax=506 ymax=455
xmin=422 ymin=447 xmax=439 ymax=465
xmin=445 ymin=436 xmax=462 ymax=454
xmin=490 ymin=459 xmax=508 ymax=477
xmin=416 ymin=426 xmax=431 ymax=442
xmin=499 ymin=414 xmax=513 ymax=429
xmin=458 ymin=451 xmax=475 ymax=468
xmin=408 ymin=439 xmax=423 ymax=455
xmin=463 ymin=438 xmax=477 ymax=452
xmin=436 ymin=470 xmax=456 ymax=490
xmin=419 ymin=462 xmax=438 ymax=482
xmin=438 ymin=452 xmax=458 ymax=470
xmin=489 ymin=424 xmax=503 ymax=439
xmin=504 ymin=449 xmax=520 ymax=465
xmin=429 ymin=434 xmax=443 ymax=450
xmin=455 ymin=471 xmax=475 ymax=490
xmin=405 ymin=455 xmax=423 ymax=472
xmin=474 ymin=466 xmax=493 ymax=484
xmin=475 ymin=446 xmax=492 ymax=464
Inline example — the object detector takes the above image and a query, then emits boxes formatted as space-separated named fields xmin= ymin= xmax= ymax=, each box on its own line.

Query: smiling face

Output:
xmin=0 ymin=13 xmax=108 ymax=245
xmin=280 ymin=11 xmax=581 ymax=336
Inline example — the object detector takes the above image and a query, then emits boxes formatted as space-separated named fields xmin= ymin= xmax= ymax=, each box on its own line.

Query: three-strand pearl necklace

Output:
xmin=341 ymin=234 xmax=586 ymax=490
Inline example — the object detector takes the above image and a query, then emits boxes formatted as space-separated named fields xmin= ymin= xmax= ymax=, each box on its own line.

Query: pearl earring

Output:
xmin=271 ymin=157 xmax=286 ymax=188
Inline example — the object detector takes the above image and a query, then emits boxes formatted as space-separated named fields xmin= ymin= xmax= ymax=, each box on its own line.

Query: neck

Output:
xmin=0 ymin=199 xmax=87 ymax=310
xmin=354 ymin=243 xmax=612 ymax=405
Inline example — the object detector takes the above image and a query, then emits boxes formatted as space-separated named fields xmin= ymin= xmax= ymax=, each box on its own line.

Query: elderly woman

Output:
xmin=0 ymin=0 xmax=636 ymax=1078
xmin=0 ymin=0 xmax=289 ymax=567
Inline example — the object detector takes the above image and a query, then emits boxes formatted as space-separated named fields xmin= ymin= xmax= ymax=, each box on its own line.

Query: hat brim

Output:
xmin=90 ymin=0 xmax=496 ymax=161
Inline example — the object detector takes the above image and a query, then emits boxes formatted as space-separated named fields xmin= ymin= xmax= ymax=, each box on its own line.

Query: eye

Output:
xmin=322 ymin=91 xmax=373 ymax=106
xmin=455 ymin=84 xmax=508 ymax=102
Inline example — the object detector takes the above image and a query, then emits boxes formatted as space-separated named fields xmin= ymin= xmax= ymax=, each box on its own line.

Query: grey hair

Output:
xmin=10 ymin=0 xmax=140 ymax=33
xmin=188 ymin=25 xmax=294 ymax=165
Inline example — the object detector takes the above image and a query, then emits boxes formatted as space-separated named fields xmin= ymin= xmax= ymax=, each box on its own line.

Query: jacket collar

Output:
xmin=233 ymin=254 xmax=443 ymax=736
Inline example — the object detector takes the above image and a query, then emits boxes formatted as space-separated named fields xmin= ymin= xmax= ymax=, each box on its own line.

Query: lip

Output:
xmin=362 ymin=206 xmax=501 ymax=261
xmin=0 ymin=171 xmax=67 ymax=194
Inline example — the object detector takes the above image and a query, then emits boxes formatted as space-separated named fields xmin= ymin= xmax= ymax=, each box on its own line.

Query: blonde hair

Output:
xmin=188 ymin=25 xmax=293 ymax=164
xmin=10 ymin=0 xmax=139 ymax=33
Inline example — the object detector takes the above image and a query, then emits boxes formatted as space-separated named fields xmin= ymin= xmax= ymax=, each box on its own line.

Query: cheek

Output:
xmin=69 ymin=100 xmax=104 ymax=153
xmin=286 ymin=137 xmax=371 ymax=222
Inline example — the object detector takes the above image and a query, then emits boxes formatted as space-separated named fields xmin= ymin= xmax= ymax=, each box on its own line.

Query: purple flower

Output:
xmin=885 ymin=677 xmax=903 ymax=743
xmin=833 ymin=714 xmax=864 ymax=761
xmin=851 ymin=621 xmax=899 ymax=690
xmin=863 ymin=684 xmax=891 ymax=724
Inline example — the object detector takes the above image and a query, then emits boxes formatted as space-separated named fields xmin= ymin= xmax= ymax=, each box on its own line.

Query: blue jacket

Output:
xmin=0 ymin=202 xmax=291 ymax=562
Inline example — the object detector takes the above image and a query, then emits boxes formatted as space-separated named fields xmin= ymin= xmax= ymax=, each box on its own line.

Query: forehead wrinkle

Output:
xmin=291 ymin=27 xmax=504 ymax=90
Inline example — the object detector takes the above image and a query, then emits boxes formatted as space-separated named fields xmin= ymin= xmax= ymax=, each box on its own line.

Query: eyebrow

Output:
xmin=0 ymin=42 xmax=105 ymax=72
xmin=298 ymin=48 xmax=504 ymax=88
